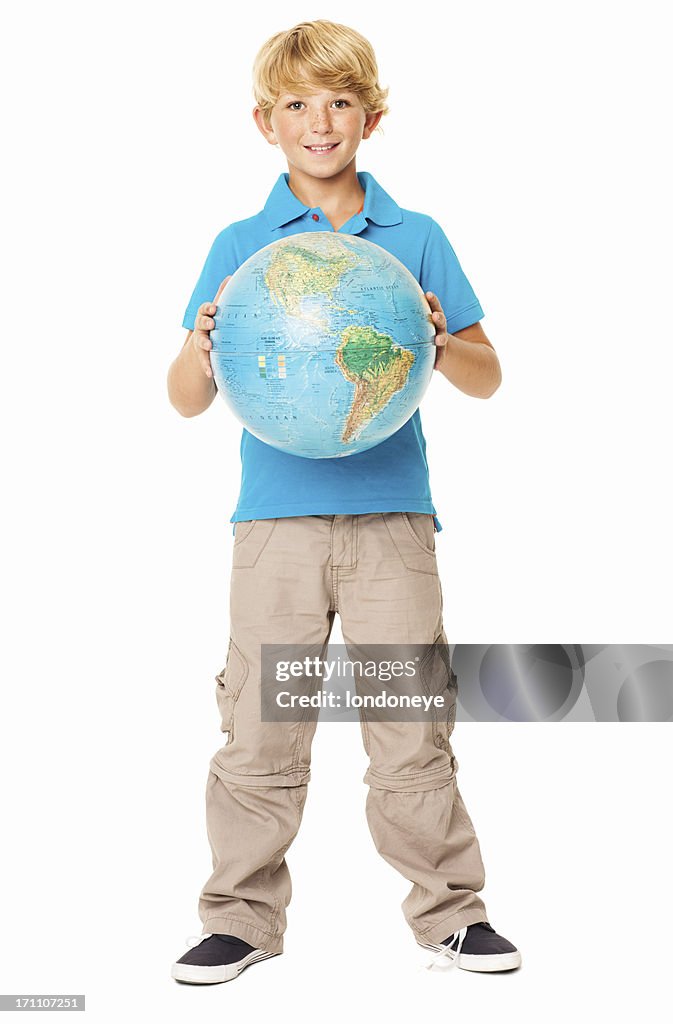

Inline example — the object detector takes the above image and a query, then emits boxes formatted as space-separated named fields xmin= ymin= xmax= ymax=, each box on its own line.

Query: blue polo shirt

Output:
xmin=182 ymin=171 xmax=485 ymax=535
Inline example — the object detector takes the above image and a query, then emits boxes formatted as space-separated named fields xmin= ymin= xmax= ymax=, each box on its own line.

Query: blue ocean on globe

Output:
xmin=210 ymin=231 xmax=436 ymax=458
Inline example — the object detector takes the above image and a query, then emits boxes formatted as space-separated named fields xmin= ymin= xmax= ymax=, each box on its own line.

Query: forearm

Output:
xmin=436 ymin=336 xmax=502 ymax=398
xmin=167 ymin=332 xmax=217 ymax=417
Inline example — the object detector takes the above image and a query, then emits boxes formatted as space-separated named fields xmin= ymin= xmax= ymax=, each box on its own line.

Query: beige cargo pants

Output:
xmin=199 ymin=513 xmax=488 ymax=953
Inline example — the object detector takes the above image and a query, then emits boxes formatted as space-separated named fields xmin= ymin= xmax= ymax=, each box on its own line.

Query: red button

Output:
xmin=312 ymin=213 xmax=319 ymax=221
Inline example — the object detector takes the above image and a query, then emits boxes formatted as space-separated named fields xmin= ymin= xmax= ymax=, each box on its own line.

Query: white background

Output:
xmin=1 ymin=0 xmax=671 ymax=1019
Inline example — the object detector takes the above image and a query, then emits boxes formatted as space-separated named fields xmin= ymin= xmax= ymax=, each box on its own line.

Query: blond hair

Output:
xmin=252 ymin=20 xmax=389 ymax=133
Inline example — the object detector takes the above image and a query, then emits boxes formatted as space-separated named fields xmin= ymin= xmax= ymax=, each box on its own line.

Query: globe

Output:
xmin=210 ymin=231 xmax=436 ymax=458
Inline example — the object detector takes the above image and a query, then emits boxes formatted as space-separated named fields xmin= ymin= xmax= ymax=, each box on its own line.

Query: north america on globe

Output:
xmin=209 ymin=232 xmax=435 ymax=459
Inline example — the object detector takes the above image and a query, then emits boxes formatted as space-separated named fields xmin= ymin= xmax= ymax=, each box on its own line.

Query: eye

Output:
xmin=286 ymin=98 xmax=351 ymax=111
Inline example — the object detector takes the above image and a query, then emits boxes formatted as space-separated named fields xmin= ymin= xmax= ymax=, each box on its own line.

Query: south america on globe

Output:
xmin=210 ymin=232 xmax=436 ymax=458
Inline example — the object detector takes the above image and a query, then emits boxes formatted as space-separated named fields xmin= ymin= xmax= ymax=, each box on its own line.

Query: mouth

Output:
xmin=304 ymin=142 xmax=340 ymax=155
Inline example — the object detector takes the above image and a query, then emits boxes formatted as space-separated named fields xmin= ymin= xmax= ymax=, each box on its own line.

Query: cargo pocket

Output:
xmin=419 ymin=634 xmax=458 ymax=751
xmin=214 ymin=638 xmax=249 ymax=743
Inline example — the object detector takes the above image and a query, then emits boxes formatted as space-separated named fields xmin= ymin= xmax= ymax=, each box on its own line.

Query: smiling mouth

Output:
xmin=304 ymin=143 xmax=340 ymax=153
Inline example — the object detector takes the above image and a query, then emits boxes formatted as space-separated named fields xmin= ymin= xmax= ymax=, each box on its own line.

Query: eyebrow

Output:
xmin=280 ymin=89 xmax=356 ymax=99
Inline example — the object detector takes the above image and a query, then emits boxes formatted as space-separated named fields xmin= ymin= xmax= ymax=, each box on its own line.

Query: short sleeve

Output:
xmin=181 ymin=226 xmax=239 ymax=331
xmin=418 ymin=219 xmax=484 ymax=334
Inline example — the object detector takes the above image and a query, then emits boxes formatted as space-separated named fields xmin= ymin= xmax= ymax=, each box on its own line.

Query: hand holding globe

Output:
xmin=425 ymin=291 xmax=450 ymax=371
xmin=190 ymin=276 xmax=232 ymax=379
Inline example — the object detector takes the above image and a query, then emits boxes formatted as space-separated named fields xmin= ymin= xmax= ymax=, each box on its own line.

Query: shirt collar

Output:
xmin=262 ymin=170 xmax=403 ymax=230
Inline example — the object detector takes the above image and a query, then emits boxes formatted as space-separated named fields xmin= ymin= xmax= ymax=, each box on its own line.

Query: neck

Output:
xmin=286 ymin=160 xmax=364 ymax=215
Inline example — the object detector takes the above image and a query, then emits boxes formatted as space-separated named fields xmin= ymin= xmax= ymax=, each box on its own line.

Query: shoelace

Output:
xmin=185 ymin=933 xmax=212 ymax=948
xmin=425 ymin=925 xmax=468 ymax=970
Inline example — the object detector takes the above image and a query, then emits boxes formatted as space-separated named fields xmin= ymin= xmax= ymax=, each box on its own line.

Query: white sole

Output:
xmin=171 ymin=948 xmax=280 ymax=984
xmin=419 ymin=941 xmax=522 ymax=972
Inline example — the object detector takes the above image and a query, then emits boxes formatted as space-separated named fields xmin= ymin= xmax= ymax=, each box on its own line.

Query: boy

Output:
xmin=167 ymin=20 xmax=520 ymax=983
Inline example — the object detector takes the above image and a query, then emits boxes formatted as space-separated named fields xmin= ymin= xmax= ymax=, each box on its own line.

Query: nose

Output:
xmin=310 ymin=108 xmax=333 ymax=134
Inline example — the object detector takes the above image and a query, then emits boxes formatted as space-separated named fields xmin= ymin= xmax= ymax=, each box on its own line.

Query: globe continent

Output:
xmin=210 ymin=231 xmax=436 ymax=458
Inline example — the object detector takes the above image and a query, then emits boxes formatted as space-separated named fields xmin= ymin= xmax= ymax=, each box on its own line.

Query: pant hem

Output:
xmin=201 ymin=916 xmax=284 ymax=954
xmin=411 ymin=906 xmax=489 ymax=946
xmin=210 ymin=757 xmax=310 ymax=789
xmin=364 ymin=763 xmax=456 ymax=793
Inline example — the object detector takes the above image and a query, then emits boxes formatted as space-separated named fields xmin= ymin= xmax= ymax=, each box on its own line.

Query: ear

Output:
xmin=253 ymin=106 xmax=277 ymax=145
xmin=362 ymin=110 xmax=384 ymax=140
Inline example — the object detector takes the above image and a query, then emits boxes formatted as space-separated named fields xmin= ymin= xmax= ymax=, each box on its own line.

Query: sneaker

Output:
xmin=171 ymin=933 xmax=280 ymax=984
xmin=420 ymin=921 xmax=521 ymax=972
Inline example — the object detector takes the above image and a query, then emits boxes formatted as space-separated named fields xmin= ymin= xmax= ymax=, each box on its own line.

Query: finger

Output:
xmin=432 ymin=335 xmax=448 ymax=367
xmin=201 ymin=353 xmax=213 ymax=378
xmin=425 ymin=293 xmax=446 ymax=321
xmin=190 ymin=325 xmax=210 ymax=349
xmin=425 ymin=292 xmax=447 ymax=324
xmin=213 ymin=275 xmax=232 ymax=304
xmin=196 ymin=313 xmax=215 ymax=332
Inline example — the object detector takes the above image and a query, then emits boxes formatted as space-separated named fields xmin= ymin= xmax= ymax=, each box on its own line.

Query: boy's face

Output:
xmin=253 ymin=85 xmax=382 ymax=184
